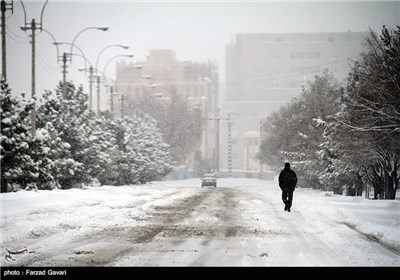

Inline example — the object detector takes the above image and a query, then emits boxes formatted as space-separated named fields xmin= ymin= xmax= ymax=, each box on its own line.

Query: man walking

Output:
xmin=278 ymin=162 xmax=298 ymax=212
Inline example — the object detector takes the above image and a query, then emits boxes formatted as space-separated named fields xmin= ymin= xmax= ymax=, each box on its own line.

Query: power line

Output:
xmin=6 ymin=32 xmax=29 ymax=44
xmin=7 ymin=26 xmax=28 ymax=39
xmin=36 ymin=48 xmax=59 ymax=75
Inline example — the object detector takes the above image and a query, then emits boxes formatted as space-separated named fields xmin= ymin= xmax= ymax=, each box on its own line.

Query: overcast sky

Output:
xmin=4 ymin=0 xmax=400 ymax=97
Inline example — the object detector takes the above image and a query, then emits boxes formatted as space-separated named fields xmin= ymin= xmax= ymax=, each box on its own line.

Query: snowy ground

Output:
xmin=1 ymin=178 xmax=399 ymax=266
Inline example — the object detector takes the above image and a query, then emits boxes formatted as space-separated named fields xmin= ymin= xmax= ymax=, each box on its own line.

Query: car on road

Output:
xmin=201 ymin=174 xmax=217 ymax=188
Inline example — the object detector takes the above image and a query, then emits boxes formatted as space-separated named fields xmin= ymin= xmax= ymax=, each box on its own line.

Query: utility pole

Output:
xmin=59 ymin=52 xmax=71 ymax=98
xmin=227 ymin=112 xmax=232 ymax=177
xmin=31 ymin=18 xmax=36 ymax=137
xmin=20 ymin=18 xmax=38 ymax=137
xmin=1 ymin=0 xmax=13 ymax=80
xmin=96 ymin=75 xmax=101 ymax=114
xmin=209 ymin=108 xmax=229 ymax=175
xmin=259 ymin=117 xmax=264 ymax=178
xmin=121 ymin=94 xmax=125 ymax=118
xmin=20 ymin=0 xmax=48 ymax=137
xmin=110 ymin=86 xmax=114 ymax=118
xmin=62 ymin=53 xmax=67 ymax=97
xmin=89 ymin=66 xmax=93 ymax=112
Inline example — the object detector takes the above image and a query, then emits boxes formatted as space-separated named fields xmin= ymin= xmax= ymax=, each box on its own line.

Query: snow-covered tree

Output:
xmin=2 ymin=78 xmax=173 ymax=191
xmin=132 ymin=113 xmax=172 ymax=183
xmin=258 ymin=71 xmax=343 ymax=190
xmin=37 ymin=82 xmax=103 ymax=188
xmin=343 ymin=25 xmax=400 ymax=133
xmin=1 ymin=79 xmax=38 ymax=192
xmin=36 ymin=87 xmax=82 ymax=189
xmin=128 ymin=90 xmax=204 ymax=166
xmin=98 ymin=113 xmax=172 ymax=186
xmin=338 ymin=26 xmax=400 ymax=199
xmin=95 ymin=116 xmax=127 ymax=185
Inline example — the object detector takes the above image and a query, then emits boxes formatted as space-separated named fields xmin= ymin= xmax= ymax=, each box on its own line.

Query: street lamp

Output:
xmin=95 ymin=44 xmax=130 ymax=75
xmin=19 ymin=0 xmax=49 ymax=137
xmin=41 ymin=29 xmax=60 ymax=60
xmin=47 ymin=26 xmax=107 ymax=101
xmin=52 ymin=42 xmax=90 ymax=97
xmin=98 ymin=54 xmax=134 ymax=114
xmin=102 ymin=75 xmax=119 ymax=118
xmin=102 ymin=54 xmax=135 ymax=78
xmin=53 ymin=41 xmax=88 ymax=70
xmin=69 ymin=26 xmax=108 ymax=62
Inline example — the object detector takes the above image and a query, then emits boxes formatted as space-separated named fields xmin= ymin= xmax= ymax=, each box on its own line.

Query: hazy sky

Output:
xmin=4 ymin=0 xmax=400 ymax=97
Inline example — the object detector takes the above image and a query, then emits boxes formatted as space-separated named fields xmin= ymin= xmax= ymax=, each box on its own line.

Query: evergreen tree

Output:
xmin=1 ymin=79 xmax=37 ymax=192
xmin=36 ymin=88 xmax=81 ymax=189
xmin=129 ymin=90 xmax=204 ymax=166
xmin=37 ymin=82 xmax=99 ymax=188
xmin=133 ymin=113 xmax=172 ymax=183
xmin=98 ymin=113 xmax=172 ymax=186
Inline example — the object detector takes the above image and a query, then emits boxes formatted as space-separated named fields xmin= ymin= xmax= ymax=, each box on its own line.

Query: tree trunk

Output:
xmin=371 ymin=163 xmax=383 ymax=199
xmin=355 ymin=172 xmax=363 ymax=196
xmin=380 ymin=151 xmax=399 ymax=200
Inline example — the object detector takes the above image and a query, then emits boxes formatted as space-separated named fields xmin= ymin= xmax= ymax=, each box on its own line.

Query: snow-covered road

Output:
xmin=1 ymin=178 xmax=399 ymax=266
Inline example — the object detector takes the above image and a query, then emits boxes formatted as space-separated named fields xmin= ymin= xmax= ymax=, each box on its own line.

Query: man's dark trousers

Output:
xmin=282 ymin=188 xmax=293 ymax=210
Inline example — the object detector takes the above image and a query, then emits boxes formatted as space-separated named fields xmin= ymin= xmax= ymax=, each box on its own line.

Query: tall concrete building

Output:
xmin=115 ymin=50 xmax=219 ymax=170
xmin=223 ymin=32 xmax=368 ymax=173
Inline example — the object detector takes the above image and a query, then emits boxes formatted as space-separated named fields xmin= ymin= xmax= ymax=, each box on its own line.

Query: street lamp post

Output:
xmin=95 ymin=44 xmax=129 ymax=73
xmin=48 ymin=26 xmax=107 ymax=99
xmin=54 ymin=43 xmax=87 ymax=98
xmin=99 ymin=54 xmax=134 ymax=113
xmin=93 ymin=45 xmax=131 ymax=113
xmin=102 ymin=75 xmax=118 ymax=117
xmin=54 ymin=42 xmax=87 ymax=67
xmin=19 ymin=0 xmax=49 ymax=137
xmin=208 ymin=107 xmax=229 ymax=176
xmin=75 ymin=54 xmax=96 ymax=112
xmin=78 ymin=66 xmax=95 ymax=112
xmin=1 ymin=0 xmax=14 ymax=80
xmin=69 ymin=26 xmax=108 ymax=62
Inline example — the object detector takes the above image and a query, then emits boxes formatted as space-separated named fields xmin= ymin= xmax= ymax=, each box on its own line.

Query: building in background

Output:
xmin=115 ymin=49 xmax=219 ymax=170
xmin=222 ymin=32 xmax=368 ymax=172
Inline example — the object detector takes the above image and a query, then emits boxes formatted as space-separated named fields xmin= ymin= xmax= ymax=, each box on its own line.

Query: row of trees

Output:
xmin=1 ymin=81 xmax=172 ymax=192
xmin=126 ymin=89 xmax=205 ymax=167
xmin=257 ymin=26 xmax=400 ymax=199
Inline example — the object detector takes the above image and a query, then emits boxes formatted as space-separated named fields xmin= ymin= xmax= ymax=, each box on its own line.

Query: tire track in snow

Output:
xmin=341 ymin=221 xmax=400 ymax=256
xmin=8 ymin=189 xmax=207 ymax=266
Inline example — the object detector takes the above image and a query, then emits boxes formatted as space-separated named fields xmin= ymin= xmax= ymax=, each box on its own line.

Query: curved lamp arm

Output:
xmin=41 ymin=28 xmax=60 ymax=60
xmin=55 ymin=42 xmax=88 ymax=69
xmin=102 ymin=54 xmax=134 ymax=81
xmin=69 ymin=26 xmax=108 ymax=60
xmin=95 ymin=44 xmax=129 ymax=74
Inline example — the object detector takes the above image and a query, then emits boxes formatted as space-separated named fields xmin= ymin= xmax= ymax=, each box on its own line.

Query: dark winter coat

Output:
xmin=278 ymin=168 xmax=298 ymax=191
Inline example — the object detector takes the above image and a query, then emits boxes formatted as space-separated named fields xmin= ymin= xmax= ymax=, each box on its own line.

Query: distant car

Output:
xmin=201 ymin=174 xmax=217 ymax=188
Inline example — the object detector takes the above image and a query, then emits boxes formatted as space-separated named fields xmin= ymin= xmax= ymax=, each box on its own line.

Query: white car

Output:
xmin=201 ymin=174 xmax=217 ymax=188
